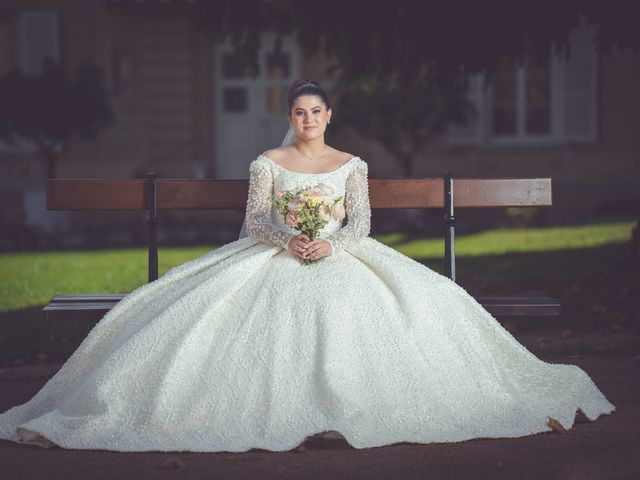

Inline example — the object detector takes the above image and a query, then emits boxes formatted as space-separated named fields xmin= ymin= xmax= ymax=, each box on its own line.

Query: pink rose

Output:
xmin=285 ymin=210 xmax=300 ymax=227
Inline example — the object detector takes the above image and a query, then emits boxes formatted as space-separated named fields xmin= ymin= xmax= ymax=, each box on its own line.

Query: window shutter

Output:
xmin=561 ymin=20 xmax=597 ymax=142
xmin=448 ymin=73 xmax=484 ymax=145
xmin=20 ymin=12 xmax=59 ymax=76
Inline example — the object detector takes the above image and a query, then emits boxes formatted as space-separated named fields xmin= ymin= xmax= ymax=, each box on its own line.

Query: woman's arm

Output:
xmin=245 ymin=160 xmax=296 ymax=249
xmin=325 ymin=160 xmax=371 ymax=254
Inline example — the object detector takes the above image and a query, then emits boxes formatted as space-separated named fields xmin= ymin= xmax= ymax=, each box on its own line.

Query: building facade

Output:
xmin=0 ymin=0 xmax=638 ymax=248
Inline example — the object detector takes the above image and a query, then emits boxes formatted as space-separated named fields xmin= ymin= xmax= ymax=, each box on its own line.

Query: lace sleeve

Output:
xmin=245 ymin=159 xmax=296 ymax=249
xmin=326 ymin=159 xmax=371 ymax=254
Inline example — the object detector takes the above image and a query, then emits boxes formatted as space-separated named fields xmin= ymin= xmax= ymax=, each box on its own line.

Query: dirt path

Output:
xmin=1 ymin=354 xmax=638 ymax=480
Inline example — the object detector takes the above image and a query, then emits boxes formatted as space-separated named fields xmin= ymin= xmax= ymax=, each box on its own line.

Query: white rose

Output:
xmin=331 ymin=203 xmax=346 ymax=220
xmin=317 ymin=183 xmax=334 ymax=195
xmin=318 ymin=204 xmax=332 ymax=222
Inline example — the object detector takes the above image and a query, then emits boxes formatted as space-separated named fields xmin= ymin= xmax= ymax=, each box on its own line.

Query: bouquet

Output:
xmin=272 ymin=183 xmax=346 ymax=265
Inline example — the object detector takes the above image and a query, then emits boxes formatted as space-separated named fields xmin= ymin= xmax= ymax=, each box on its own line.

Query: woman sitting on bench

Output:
xmin=0 ymin=79 xmax=614 ymax=453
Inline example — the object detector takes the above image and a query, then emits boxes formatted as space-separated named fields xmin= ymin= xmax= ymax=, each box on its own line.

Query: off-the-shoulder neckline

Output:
xmin=258 ymin=154 xmax=360 ymax=175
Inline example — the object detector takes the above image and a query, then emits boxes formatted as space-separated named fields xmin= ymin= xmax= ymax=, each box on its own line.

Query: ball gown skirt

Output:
xmin=0 ymin=155 xmax=614 ymax=452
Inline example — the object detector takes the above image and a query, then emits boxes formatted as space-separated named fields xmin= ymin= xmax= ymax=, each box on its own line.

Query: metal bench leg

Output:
xmin=444 ymin=174 xmax=456 ymax=282
xmin=146 ymin=172 xmax=159 ymax=282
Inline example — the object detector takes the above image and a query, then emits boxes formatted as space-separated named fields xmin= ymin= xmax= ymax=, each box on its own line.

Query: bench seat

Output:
xmin=42 ymin=293 xmax=561 ymax=323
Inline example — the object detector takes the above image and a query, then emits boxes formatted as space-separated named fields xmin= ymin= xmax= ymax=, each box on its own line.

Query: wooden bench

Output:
xmin=42 ymin=173 xmax=560 ymax=322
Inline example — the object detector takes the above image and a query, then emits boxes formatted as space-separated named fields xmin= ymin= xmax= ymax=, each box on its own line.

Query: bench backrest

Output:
xmin=47 ymin=178 xmax=552 ymax=210
xmin=46 ymin=175 xmax=552 ymax=283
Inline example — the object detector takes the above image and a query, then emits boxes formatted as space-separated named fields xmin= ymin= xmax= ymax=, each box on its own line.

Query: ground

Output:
xmin=1 ymin=334 xmax=638 ymax=480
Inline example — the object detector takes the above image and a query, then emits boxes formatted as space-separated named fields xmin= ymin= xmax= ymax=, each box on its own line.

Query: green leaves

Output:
xmin=0 ymin=61 xmax=113 ymax=178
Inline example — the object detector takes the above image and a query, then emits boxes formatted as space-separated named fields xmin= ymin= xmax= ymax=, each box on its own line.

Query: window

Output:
xmin=0 ymin=20 xmax=20 ymax=77
xmin=20 ymin=11 xmax=59 ymax=76
xmin=0 ymin=11 xmax=59 ymax=153
xmin=222 ymin=53 xmax=254 ymax=79
xmin=491 ymin=43 xmax=553 ymax=141
xmin=223 ymin=87 xmax=248 ymax=113
xmin=449 ymin=19 xmax=597 ymax=146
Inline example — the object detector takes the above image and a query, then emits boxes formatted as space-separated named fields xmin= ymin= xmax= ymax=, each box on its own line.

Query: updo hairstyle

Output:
xmin=287 ymin=79 xmax=331 ymax=113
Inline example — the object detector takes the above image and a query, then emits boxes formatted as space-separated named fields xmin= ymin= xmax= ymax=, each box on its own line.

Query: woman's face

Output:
xmin=288 ymin=95 xmax=332 ymax=142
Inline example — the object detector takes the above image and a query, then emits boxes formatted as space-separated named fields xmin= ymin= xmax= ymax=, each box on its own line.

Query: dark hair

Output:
xmin=287 ymin=79 xmax=331 ymax=113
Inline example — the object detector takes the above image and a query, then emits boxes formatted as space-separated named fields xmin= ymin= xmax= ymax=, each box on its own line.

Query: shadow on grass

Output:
xmin=410 ymin=243 xmax=639 ymax=334
xmin=1 ymin=243 xmax=637 ymax=366
xmin=0 ymin=306 xmax=94 ymax=367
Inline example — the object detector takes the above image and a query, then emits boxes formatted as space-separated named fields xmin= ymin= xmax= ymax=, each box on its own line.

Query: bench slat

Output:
xmin=454 ymin=179 xmax=552 ymax=207
xmin=47 ymin=180 xmax=147 ymax=210
xmin=47 ymin=178 xmax=552 ymax=210
xmin=42 ymin=294 xmax=560 ymax=322
xmin=49 ymin=294 xmax=126 ymax=303
xmin=475 ymin=296 xmax=561 ymax=316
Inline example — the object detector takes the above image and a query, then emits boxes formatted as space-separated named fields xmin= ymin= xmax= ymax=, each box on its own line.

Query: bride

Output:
xmin=0 ymin=79 xmax=614 ymax=453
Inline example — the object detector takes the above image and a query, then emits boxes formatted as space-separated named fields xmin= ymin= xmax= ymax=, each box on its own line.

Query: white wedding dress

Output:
xmin=0 ymin=154 xmax=615 ymax=452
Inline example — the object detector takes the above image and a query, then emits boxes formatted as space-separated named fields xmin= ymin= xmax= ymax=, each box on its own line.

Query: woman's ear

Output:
xmin=326 ymin=108 xmax=332 ymax=124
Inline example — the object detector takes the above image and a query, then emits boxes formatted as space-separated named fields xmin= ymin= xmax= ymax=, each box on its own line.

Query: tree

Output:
xmin=195 ymin=0 xmax=640 ymax=86
xmin=194 ymin=0 xmax=640 ymax=174
xmin=0 ymin=60 xmax=113 ymax=179
xmin=335 ymin=74 xmax=474 ymax=177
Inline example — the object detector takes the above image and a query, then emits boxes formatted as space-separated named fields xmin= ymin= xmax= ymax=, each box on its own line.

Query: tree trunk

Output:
xmin=399 ymin=153 xmax=413 ymax=177
xmin=632 ymin=218 xmax=640 ymax=261
xmin=380 ymin=142 xmax=414 ymax=178
xmin=44 ymin=149 xmax=57 ymax=179
xmin=35 ymin=139 xmax=58 ymax=179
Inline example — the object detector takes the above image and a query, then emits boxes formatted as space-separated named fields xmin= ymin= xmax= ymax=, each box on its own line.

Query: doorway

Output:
xmin=214 ymin=35 xmax=300 ymax=179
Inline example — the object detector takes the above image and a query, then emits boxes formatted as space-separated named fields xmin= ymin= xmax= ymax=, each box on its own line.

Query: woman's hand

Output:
xmin=301 ymin=239 xmax=332 ymax=261
xmin=287 ymin=233 xmax=311 ymax=262
xmin=287 ymin=234 xmax=332 ymax=263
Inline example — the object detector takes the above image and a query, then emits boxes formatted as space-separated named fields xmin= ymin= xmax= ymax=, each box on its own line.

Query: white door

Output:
xmin=215 ymin=35 xmax=299 ymax=179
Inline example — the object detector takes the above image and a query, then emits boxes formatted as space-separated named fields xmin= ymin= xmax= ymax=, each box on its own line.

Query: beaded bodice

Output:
xmin=244 ymin=154 xmax=371 ymax=254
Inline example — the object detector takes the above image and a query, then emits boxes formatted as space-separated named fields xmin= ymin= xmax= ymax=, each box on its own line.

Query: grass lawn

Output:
xmin=0 ymin=221 xmax=637 ymax=366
